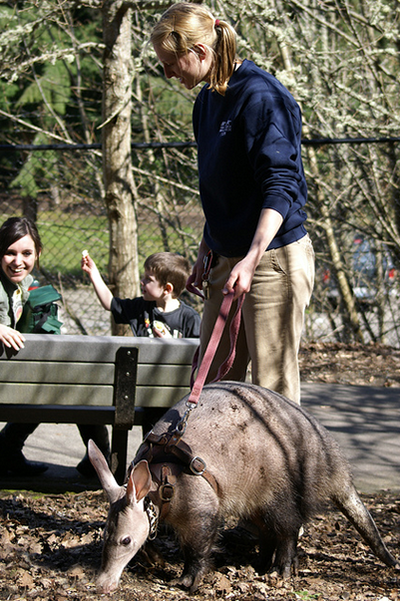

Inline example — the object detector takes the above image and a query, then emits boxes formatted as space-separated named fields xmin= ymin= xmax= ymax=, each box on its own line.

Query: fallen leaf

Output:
xmin=18 ymin=569 xmax=35 ymax=589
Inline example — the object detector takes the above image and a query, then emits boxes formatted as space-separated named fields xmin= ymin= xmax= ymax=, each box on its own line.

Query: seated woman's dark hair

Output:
xmin=0 ymin=217 xmax=42 ymax=264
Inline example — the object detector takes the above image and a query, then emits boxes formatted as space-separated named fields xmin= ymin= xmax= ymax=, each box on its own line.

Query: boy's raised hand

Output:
xmin=81 ymin=250 xmax=97 ymax=275
xmin=81 ymin=251 xmax=113 ymax=311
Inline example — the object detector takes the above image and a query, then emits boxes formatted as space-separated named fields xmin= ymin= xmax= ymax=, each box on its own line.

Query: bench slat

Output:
xmin=0 ymin=384 xmax=190 ymax=408
xmin=136 ymin=386 xmax=190 ymax=407
xmin=0 ymin=362 xmax=193 ymax=387
xmin=0 ymin=404 xmax=116 ymax=424
xmin=0 ymin=334 xmax=198 ymax=364
xmin=0 ymin=362 xmax=115 ymax=385
xmin=136 ymin=364 xmax=192 ymax=386
xmin=0 ymin=383 xmax=114 ymax=406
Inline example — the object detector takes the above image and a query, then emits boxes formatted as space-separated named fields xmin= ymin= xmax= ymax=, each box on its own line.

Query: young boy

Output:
xmin=81 ymin=251 xmax=201 ymax=338
xmin=82 ymin=251 xmax=201 ymax=436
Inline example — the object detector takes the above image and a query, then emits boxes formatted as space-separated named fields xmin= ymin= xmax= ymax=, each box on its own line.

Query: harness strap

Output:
xmin=166 ymin=437 xmax=219 ymax=495
xmin=136 ymin=432 xmax=219 ymax=498
xmin=146 ymin=464 xmax=178 ymax=522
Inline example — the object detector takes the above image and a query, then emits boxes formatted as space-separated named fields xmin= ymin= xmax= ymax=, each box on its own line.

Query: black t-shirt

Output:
xmin=110 ymin=297 xmax=201 ymax=338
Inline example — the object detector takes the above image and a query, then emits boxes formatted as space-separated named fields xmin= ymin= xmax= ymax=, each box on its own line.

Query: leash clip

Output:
xmin=202 ymin=250 xmax=213 ymax=282
xmin=202 ymin=251 xmax=214 ymax=300
xmin=173 ymin=401 xmax=197 ymax=438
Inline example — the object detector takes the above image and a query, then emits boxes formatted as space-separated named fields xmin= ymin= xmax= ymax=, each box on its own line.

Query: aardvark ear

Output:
xmin=126 ymin=460 xmax=152 ymax=505
xmin=88 ymin=439 xmax=121 ymax=504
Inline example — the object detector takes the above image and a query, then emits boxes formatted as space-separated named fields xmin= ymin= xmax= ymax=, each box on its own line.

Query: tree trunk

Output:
xmin=102 ymin=0 xmax=140 ymax=336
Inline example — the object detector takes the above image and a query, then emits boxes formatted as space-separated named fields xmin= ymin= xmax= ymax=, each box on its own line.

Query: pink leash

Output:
xmin=147 ymin=290 xmax=245 ymax=474
xmin=167 ymin=285 xmax=245 ymax=443
xmin=188 ymin=291 xmax=245 ymax=405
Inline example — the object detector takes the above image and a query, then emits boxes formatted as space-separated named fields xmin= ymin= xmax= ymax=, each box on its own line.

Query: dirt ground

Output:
xmin=0 ymin=342 xmax=399 ymax=601
xmin=298 ymin=342 xmax=400 ymax=389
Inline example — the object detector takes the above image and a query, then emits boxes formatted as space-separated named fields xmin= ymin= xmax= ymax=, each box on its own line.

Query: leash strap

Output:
xmin=189 ymin=291 xmax=245 ymax=405
xmin=186 ymin=279 xmax=204 ymax=301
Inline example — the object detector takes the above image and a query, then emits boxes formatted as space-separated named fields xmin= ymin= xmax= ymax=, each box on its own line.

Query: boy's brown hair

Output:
xmin=144 ymin=252 xmax=191 ymax=298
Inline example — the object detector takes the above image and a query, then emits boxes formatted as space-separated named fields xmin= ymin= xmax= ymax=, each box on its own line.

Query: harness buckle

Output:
xmin=159 ymin=482 xmax=175 ymax=502
xmin=190 ymin=456 xmax=206 ymax=476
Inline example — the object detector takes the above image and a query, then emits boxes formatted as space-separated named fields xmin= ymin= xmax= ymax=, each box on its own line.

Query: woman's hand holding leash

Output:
xmin=222 ymin=257 xmax=256 ymax=300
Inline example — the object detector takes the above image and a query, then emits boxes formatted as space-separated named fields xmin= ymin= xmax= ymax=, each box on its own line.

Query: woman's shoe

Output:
xmin=0 ymin=449 xmax=48 ymax=476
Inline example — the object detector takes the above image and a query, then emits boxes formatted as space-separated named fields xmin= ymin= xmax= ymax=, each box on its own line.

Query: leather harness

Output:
xmin=134 ymin=428 xmax=219 ymax=521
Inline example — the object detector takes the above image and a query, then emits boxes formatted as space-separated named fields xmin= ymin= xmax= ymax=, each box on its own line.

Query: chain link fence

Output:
xmin=0 ymin=143 xmax=203 ymax=336
xmin=1 ymin=141 xmax=400 ymax=346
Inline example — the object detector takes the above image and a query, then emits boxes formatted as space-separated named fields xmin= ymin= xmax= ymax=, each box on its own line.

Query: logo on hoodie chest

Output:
xmin=219 ymin=120 xmax=232 ymax=136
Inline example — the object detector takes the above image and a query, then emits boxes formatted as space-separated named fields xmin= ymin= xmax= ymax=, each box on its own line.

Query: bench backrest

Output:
xmin=0 ymin=334 xmax=198 ymax=424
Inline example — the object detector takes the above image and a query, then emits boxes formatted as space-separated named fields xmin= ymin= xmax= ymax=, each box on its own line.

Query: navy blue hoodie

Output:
xmin=193 ymin=59 xmax=308 ymax=257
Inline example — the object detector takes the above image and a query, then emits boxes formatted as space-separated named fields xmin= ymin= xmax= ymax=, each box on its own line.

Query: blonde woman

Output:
xmin=151 ymin=3 xmax=314 ymax=404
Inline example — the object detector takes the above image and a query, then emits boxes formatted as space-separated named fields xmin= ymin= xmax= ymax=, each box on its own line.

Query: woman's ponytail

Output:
xmin=210 ymin=19 xmax=237 ymax=95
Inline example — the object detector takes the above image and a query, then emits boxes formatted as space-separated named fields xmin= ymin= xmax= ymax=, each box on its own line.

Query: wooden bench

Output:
xmin=0 ymin=334 xmax=198 ymax=484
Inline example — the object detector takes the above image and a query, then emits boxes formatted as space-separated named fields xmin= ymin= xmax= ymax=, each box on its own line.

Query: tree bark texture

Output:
xmin=102 ymin=0 xmax=139 ymax=336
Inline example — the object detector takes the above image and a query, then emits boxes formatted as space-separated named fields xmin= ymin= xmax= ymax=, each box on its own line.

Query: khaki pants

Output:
xmin=199 ymin=234 xmax=315 ymax=404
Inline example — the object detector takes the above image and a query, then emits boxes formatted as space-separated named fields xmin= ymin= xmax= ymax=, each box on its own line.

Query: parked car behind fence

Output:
xmin=323 ymin=235 xmax=397 ymax=306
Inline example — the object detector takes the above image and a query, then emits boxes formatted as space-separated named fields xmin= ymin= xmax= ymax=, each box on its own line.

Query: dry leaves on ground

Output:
xmin=0 ymin=489 xmax=399 ymax=601
xmin=0 ymin=342 xmax=399 ymax=601
xmin=299 ymin=342 xmax=400 ymax=388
